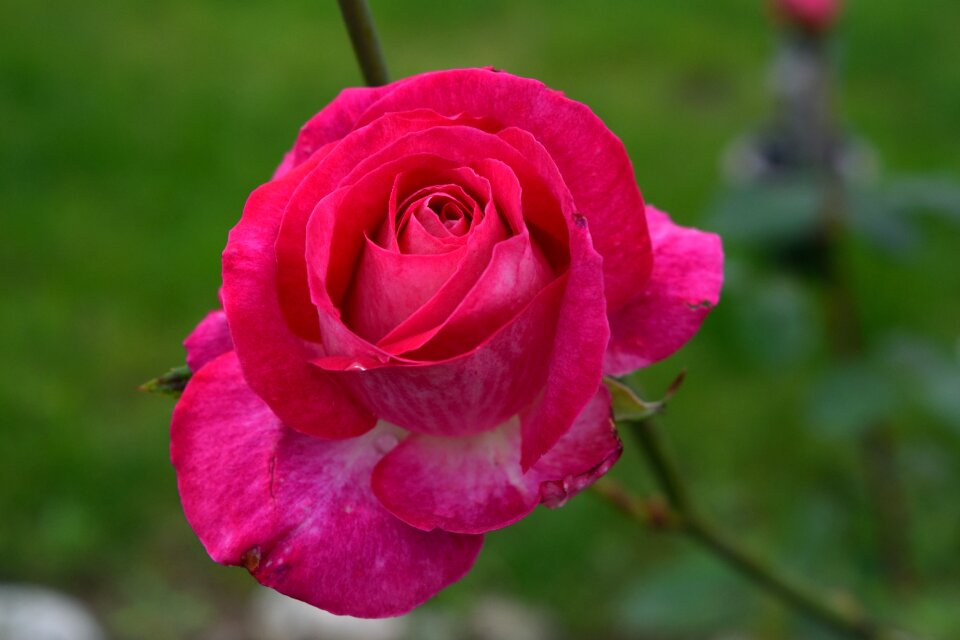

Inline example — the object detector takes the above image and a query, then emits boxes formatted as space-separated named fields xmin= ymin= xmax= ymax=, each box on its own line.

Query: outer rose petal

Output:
xmin=171 ymin=352 xmax=483 ymax=618
xmin=354 ymin=68 xmax=652 ymax=308
xmin=222 ymin=153 xmax=376 ymax=439
xmin=290 ymin=84 xmax=409 ymax=167
xmin=371 ymin=386 xmax=620 ymax=534
xmin=604 ymin=207 xmax=724 ymax=376
xmin=519 ymin=228 xmax=608 ymax=468
xmin=183 ymin=309 xmax=233 ymax=372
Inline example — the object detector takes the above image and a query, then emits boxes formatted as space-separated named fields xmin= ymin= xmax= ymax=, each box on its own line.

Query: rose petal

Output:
xmin=309 ymin=124 xmax=606 ymax=446
xmin=275 ymin=141 xmax=339 ymax=343
xmin=376 ymin=166 xmax=493 ymax=255
xmin=290 ymin=84 xmax=410 ymax=167
xmin=183 ymin=309 xmax=233 ymax=372
xmin=171 ymin=352 xmax=483 ymax=618
xmin=276 ymin=111 xmax=474 ymax=343
xmin=370 ymin=386 xmax=619 ymax=534
xmin=222 ymin=154 xmax=376 ymax=439
xmin=519 ymin=213 xmax=610 ymax=470
xmin=307 ymin=155 xmax=467 ymax=314
xmin=355 ymin=68 xmax=652 ymax=308
xmin=343 ymin=237 xmax=466 ymax=343
xmin=398 ymin=187 xmax=477 ymax=249
xmin=533 ymin=385 xmax=622 ymax=508
xmin=324 ymin=277 xmax=566 ymax=437
xmin=397 ymin=232 xmax=553 ymax=361
xmin=372 ymin=159 xmax=523 ymax=356
xmin=604 ymin=206 xmax=724 ymax=376
xmin=307 ymin=125 xmax=568 ymax=367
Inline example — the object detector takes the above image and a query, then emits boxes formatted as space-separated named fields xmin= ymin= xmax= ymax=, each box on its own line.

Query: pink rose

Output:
xmin=171 ymin=68 xmax=723 ymax=617
xmin=772 ymin=0 xmax=842 ymax=33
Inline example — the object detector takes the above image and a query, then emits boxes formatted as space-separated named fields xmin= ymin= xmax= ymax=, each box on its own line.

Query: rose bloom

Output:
xmin=171 ymin=68 xmax=722 ymax=617
xmin=771 ymin=0 xmax=842 ymax=33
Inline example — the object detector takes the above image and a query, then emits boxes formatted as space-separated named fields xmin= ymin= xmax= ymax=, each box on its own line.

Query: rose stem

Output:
xmin=336 ymin=0 xmax=390 ymax=86
xmin=593 ymin=416 xmax=897 ymax=640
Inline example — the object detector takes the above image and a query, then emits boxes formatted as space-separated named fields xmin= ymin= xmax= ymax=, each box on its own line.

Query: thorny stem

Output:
xmin=595 ymin=417 xmax=897 ymax=639
xmin=336 ymin=0 xmax=390 ymax=86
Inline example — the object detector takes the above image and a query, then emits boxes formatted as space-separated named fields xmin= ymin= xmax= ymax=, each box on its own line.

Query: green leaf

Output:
xmin=616 ymin=551 xmax=753 ymax=635
xmin=884 ymin=175 xmax=960 ymax=224
xmin=140 ymin=365 xmax=191 ymax=399
xmin=724 ymin=265 xmax=822 ymax=368
xmin=605 ymin=372 xmax=685 ymax=422
xmin=879 ymin=335 xmax=960 ymax=433
xmin=706 ymin=178 xmax=823 ymax=246
xmin=808 ymin=362 xmax=899 ymax=440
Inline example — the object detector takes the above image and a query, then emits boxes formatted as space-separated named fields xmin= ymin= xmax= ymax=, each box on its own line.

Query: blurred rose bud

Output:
xmin=772 ymin=0 xmax=843 ymax=33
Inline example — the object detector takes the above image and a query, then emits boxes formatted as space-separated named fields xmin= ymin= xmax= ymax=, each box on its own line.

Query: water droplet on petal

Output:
xmin=346 ymin=362 xmax=367 ymax=372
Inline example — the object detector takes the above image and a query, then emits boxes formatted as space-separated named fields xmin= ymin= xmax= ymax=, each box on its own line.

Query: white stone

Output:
xmin=469 ymin=595 xmax=553 ymax=640
xmin=0 ymin=584 xmax=105 ymax=640
xmin=250 ymin=587 xmax=408 ymax=640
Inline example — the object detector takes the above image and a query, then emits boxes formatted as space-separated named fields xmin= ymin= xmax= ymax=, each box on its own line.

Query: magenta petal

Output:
xmin=222 ymin=155 xmax=376 ymax=439
xmin=290 ymin=84 xmax=408 ymax=166
xmin=344 ymin=237 xmax=466 ymax=343
xmin=275 ymin=112 xmax=468 ymax=344
xmin=171 ymin=352 xmax=483 ymax=618
xmin=520 ymin=215 xmax=609 ymax=470
xmin=183 ymin=310 xmax=233 ymax=372
xmin=308 ymin=124 xmax=568 ymax=365
xmin=374 ymin=181 xmax=513 ymax=356
xmin=355 ymin=68 xmax=652 ymax=307
xmin=401 ymin=232 xmax=553 ymax=360
xmin=604 ymin=206 xmax=724 ymax=376
xmin=371 ymin=386 xmax=619 ymax=534
xmin=371 ymin=423 xmax=533 ymax=534
xmin=328 ymin=278 xmax=565 ymax=437
xmin=532 ymin=385 xmax=622 ymax=508
xmin=398 ymin=211 xmax=461 ymax=254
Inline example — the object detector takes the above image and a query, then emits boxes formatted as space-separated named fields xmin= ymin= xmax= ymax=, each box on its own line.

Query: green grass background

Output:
xmin=2 ymin=0 xmax=958 ymax=637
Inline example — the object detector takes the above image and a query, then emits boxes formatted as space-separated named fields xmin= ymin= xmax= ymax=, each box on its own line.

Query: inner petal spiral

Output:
xmin=395 ymin=184 xmax=482 ymax=254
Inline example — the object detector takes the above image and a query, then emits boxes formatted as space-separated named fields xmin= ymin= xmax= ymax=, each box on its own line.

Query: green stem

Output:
xmin=596 ymin=417 xmax=892 ymax=639
xmin=336 ymin=0 xmax=390 ymax=86
xmin=684 ymin=516 xmax=878 ymax=639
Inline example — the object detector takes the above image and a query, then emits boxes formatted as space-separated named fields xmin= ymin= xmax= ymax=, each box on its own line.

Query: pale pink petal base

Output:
xmin=171 ymin=352 xmax=483 ymax=618
xmin=604 ymin=207 xmax=724 ymax=376
xmin=370 ymin=386 xmax=620 ymax=534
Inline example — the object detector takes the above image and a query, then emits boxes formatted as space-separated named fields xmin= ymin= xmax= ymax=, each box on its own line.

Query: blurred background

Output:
xmin=2 ymin=0 xmax=958 ymax=638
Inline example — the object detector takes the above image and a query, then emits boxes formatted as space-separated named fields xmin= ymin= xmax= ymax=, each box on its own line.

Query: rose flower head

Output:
xmin=171 ymin=68 xmax=723 ymax=617
xmin=771 ymin=0 xmax=843 ymax=33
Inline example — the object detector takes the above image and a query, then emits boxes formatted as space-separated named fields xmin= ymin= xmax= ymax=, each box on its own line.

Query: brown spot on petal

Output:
xmin=685 ymin=300 xmax=713 ymax=310
xmin=572 ymin=213 xmax=588 ymax=230
xmin=241 ymin=546 xmax=261 ymax=573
